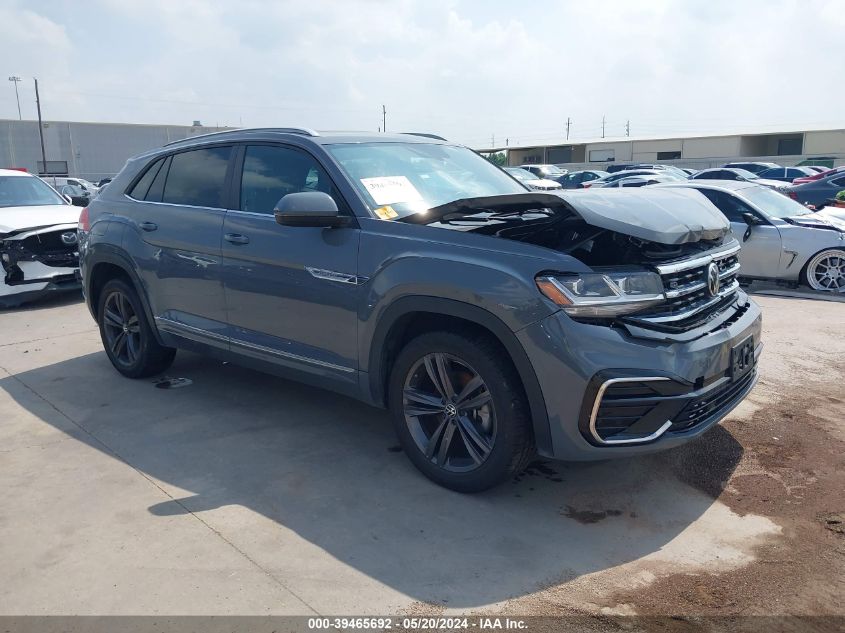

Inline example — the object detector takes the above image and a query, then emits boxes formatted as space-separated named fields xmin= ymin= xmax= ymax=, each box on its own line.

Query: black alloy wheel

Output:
xmin=102 ymin=290 xmax=142 ymax=368
xmin=402 ymin=352 xmax=496 ymax=472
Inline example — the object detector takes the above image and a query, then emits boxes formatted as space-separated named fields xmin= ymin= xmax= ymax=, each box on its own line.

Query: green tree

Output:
xmin=484 ymin=152 xmax=507 ymax=167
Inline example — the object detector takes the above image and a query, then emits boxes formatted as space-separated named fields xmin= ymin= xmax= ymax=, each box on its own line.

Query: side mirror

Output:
xmin=741 ymin=212 xmax=762 ymax=242
xmin=742 ymin=212 xmax=763 ymax=226
xmin=274 ymin=192 xmax=350 ymax=228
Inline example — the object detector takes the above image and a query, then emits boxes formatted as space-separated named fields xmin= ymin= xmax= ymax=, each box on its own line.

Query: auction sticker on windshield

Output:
xmin=361 ymin=176 xmax=424 ymax=205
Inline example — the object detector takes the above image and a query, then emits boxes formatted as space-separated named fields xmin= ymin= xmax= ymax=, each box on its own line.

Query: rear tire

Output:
xmin=388 ymin=330 xmax=534 ymax=492
xmin=97 ymin=278 xmax=176 ymax=378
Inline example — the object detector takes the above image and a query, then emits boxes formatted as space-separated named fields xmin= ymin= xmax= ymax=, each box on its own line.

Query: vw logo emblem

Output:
xmin=706 ymin=262 xmax=720 ymax=297
xmin=444 ymin=403 xmax=458 ymax=418
xmin=61 ymin=231 xmax=78 ymax=245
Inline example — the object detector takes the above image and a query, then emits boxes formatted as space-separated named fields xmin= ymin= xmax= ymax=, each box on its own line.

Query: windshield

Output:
xmin=327 ymin=142 xmax=526 ymax=219
xmin=738 ymin=185 xmax=812 ymax=218
xmin=0 ymin=176 xmax=67 ymax=208
xmin=505 ymin=168 xmax=539 ymax=181
xmin=732 ymin=168 xmax=759 ymax=180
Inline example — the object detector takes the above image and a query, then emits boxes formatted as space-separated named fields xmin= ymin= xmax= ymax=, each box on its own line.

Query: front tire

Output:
xmin=388 ymin=330 xmax=534 ymax=492
xmin=802 ymin=249 xmax=845 ymax=292
xmin=97 ymin=278 xmax=176 ymax=378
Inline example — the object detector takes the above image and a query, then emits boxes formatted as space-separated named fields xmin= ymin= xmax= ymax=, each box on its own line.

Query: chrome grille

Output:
xmin=628 ymin=244 xmax=741 ymax=331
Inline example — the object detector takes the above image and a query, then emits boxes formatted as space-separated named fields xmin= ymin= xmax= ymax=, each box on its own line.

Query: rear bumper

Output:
xmin=517 ymin=294 xmax=763 ymax=460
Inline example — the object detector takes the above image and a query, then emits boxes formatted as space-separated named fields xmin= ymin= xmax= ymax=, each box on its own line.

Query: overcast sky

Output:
xmin=2 ymin=0 xmax=843 ymax=147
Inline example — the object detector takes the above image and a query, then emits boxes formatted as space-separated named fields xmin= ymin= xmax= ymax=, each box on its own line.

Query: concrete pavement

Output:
xmin=0 ymin=291 xmax=840 ymax=615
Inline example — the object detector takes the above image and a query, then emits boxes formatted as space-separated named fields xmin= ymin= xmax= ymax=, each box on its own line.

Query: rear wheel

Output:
xmin=388 ymin=331 xmax=534 ymax=492
xmin=802 ymin=249 xmax=845 ymax=292
xmin=97 ymin=278 xmax=176 ymax=378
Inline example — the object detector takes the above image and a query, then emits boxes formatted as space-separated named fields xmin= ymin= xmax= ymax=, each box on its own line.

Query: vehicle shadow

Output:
xmin=0 ymin=350 xmax=744 ymax=609
xmin=0 ymin=290 xmax=84 ymax=313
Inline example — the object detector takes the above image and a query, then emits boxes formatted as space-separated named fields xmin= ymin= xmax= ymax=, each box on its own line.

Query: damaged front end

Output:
xmin=0 ymin=223 xmax=81 ymax=307
xmin=419 ymin=189 xmax=748 ymax=341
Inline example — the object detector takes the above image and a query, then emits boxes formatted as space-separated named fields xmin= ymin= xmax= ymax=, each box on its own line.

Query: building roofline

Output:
xmin=476 ymin=126 xmax=845 ymax=152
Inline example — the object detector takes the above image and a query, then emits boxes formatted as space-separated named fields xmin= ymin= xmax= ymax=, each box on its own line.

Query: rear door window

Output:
xmin=161 ymin=146 xmax=232 ymax=208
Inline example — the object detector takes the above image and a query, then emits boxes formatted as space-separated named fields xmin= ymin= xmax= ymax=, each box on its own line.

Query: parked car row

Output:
xmin=509 ymin=160 xmax=845 ymax=293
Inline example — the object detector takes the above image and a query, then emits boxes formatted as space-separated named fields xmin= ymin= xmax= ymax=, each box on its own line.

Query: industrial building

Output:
xmin=477 ymin=127 xmax=845 ymax=170
xmin=1 ymin=119 xmax=231 ymax=181
xmin=3 ymin=118 xmax=844 ymax=181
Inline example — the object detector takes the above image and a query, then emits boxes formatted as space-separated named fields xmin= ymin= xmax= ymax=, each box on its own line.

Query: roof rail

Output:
xmin=401 ymin=132 xmax=448 ymax=141
xmin=163 ymin=127 xmax=320 ymax=147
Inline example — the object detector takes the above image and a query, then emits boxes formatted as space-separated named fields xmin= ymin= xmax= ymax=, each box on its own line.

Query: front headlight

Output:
xmin=536 ymin=271 xmax=664 ymax=317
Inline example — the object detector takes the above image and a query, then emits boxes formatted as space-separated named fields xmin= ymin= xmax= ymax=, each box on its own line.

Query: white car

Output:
xmin=662 ymin=180 xmax=845 ymax=292
xmin=688 ymin=167 xmax=787 ymax=191
xmin=43 ymin=176 xmax=100 ymax=196
xmin=0 ymin=169 xmax=82 ymax=307
xmin=504 ymin=167 xmax=563 ymax=191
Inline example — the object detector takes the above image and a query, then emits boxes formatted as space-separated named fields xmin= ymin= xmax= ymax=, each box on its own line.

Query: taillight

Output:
xmin=78 ymin=207 xmax=90 ymax=232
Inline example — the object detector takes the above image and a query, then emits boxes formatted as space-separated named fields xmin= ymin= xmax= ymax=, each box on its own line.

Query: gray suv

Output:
xmin=79 ymin=128 xmax=762 ymax=492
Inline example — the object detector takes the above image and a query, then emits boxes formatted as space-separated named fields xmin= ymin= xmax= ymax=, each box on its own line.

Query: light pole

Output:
xmin=8 ymin=76 xmax=22 ymax=120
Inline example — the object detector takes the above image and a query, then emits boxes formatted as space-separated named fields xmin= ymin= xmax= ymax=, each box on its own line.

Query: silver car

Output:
xmin=662 ymin=181 xmax=845 ymax=292
xmin=503 ymin=167 xmax=562 ymax=191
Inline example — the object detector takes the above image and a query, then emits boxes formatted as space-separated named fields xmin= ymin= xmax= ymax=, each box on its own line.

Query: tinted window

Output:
xmin=830 ymin=176 xmax=845 ymax=187
xmin=161 ymin=146 xmax=232 ymax=208
xmin=146 ymin=156 xmax=170 ymax=202
xmin=240 ymin=145 xmax=343 ymax=215
xmin=759 ymin=168 xmax=783 ymax=178
xmin=128 ymin=158 xmax=164 ymax=200
xmin=697 ymin=189 xmax=754 ymax=223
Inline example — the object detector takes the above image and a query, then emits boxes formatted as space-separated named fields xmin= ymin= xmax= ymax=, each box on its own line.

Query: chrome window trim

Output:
xmin=225 ymin=209 xmax=274 ymax=218
xmin=154 ymin=316 xmax=355 ymax=374
xmin=589 ymin=376 xmax=673 ymax=445
xmin=123 ymin=194 xmax=225 ymax=212
xmin=655 ymin=243 xmax=741 ymax=275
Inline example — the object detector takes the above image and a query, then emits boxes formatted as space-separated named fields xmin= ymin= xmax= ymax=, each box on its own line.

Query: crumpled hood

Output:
xmin=0 ymin=204 xmax=80 ymax=236
xmin=555 ymin=188 xmax=730 ymax=244
xmin=786 ymin=211 xmax=845 ymax=232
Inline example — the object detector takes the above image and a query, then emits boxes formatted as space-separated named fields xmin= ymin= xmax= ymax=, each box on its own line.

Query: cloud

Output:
xmin=2 ymin=0 xmax=844 ymax=145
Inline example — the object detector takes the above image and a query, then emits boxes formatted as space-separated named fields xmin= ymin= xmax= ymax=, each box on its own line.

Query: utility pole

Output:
xmin=601 ymin=115 xmax=606 ymax=139
xmin=34 ymin=78 xmax=47 ymax=175
xmin=626 ymin=120 xmax=630 ymax=137
xmin=565 ymin=117 xmax=571 ymax=140
xmin=382 ymin=105 xmax=386 ymax=133
xmin=8 ymin=76 xmax=22 ymax=120
xmin=491 ymin=134 xmax=495 ymax=147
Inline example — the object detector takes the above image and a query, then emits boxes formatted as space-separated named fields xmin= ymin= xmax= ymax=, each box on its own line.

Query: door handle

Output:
xmin=224 ymin=233 xmax=250 ymax=245
xmin=139 ymin=221 xmax=158 ymax=232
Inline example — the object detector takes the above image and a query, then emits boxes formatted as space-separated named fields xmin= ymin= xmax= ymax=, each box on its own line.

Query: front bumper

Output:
xmin=0 ymin=271 xmax=81 ymax=308
xmin=517 ymin=292 xmax=763 ymax=460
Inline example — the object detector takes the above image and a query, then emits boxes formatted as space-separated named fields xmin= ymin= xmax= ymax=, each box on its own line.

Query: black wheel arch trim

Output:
xmin=367 ymin=296 xmax=553 ymax=456
xmin=84 ymin=246 xmax=165 ymax=346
